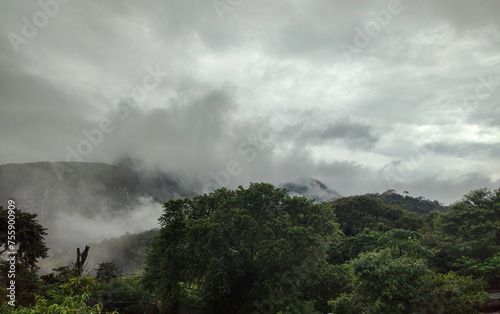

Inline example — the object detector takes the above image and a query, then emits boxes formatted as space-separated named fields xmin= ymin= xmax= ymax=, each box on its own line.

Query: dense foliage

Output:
xmin=0 ymin=207 xmax=48 ymax=306
xmin=0 ymin=207 xmax=48 ymax=270
xmin=143 ymin=183 xmax=343 ymax=312
xmin=330 ymin=249 xmax=488 ymax=313
xmin=366 ymin=190 xmax=446 ymax=214
xmin=326 ymin=195 xmax=423 ymax=236
xmin=2 ymin=186 xmax=500 ymax=313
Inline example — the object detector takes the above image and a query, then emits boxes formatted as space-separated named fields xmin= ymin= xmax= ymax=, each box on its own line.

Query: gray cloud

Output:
xmin=432 ymin=141 xmax=500 ymax=159
xmin=310 ymin=118 xmax=379 ymax=150
xmin=0 ymin=0 xmax=499 ymax=208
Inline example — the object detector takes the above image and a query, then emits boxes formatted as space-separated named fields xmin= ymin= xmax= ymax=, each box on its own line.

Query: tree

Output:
xmin=96 ymin=262 xmax=120 ymax=282
xmin=38 ymin=265 xmax=151 ymax=313
xmin=0 ymin=207 xmax=48 ymax=270
xmin=427 ymin=188 xmax=500 ymax=268
xmin=1 ymin=276 xmax=115 ymax=314
xmin=378 ymin=229 xmax=424 ymax=257
xmin=328 ymin=228 xmax=383 ymax=264
xmin=327 ymin=195 xmax=423 ymax=236
xmin=91 ymin=274 xmax=154 ymax=313
xmin=0 ymin=207 xmax=48 ymax=306
xmin=426 ymin=272 xmax=488 ymax=314
xmin=40 ymin=266 xmax=80 ymax=286
xmin=330 ymin=249 xmax=431 ymax=313
xmin=143 ymin=183 xmax=342 ymax=313
xmin=330 ymin=249 xmax=488 ymax=314
xmin=365 ymin=190 xmax=445 ymax=214
xmin=453 ymin=252 xmax=500 ymax=288
xmin=439 ymin=188 xmax=500 ymax=246
xmin=75 ymin=245 xmax=90 ymax=276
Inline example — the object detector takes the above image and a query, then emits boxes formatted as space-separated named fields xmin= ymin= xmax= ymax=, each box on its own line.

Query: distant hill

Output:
xmin=0 ymin=162 xmax=187 ymax=250
xmin=280 ymin=178 xmax=342 ymax=202
xmin=115 ymin=156 xmax=194 ymax=199
xmin=1 ymin=162 xmax=153 ymax=216
xmin=365 ymin=190 xmax=446 ymax=214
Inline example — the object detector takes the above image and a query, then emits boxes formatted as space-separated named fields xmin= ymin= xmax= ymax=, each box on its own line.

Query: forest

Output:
xmin=1 ymin=183 xmax=500 ymax=313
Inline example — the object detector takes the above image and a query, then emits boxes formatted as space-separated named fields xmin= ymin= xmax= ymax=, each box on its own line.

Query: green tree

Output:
xmin=39 ymin=265 xmax=151 ymax=313
xmin=426 ymin=188 xmax=500 ymax=271
xmin=328 ymin=228 xmax=383 ymax=264
xmin=92 ymin=275 xmax=154 ymax=314
xmin=331 ymin=249 xmax=431 ymax=313
xmin=143 ymin=183 xmax=342 ymax=313
xmin=1 ymin=276 xmax=115 ymax=314
xmin=0 ymin=207 xmax=48 ymax=269
xmin=424 ymin=272 xmax=488 ymax=314
xmin=327 ymin=196 xmax=423 ymax=236
xmin=96 ymin=262 xmax=120 ymax=283
xmin=378 ymin=229 xmax=424 ymax=257
xmin=439 ymin=188 xmax=500 ymax=247
xmin=0 ymin=207 xmax=48 ymax=306
xmin=330 ymin=249 xmax=488 ymax=314
xmin=40 ymin=266 xmax=81 ymax=287
xmin=366 ymin=190 xmax=445 ymax=214
xmin=453 ymin=252 xmax=500 ymax=287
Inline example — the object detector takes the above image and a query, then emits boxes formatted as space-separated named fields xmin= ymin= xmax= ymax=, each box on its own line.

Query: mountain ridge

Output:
xmin=280 ymin=177 xmax=343 ymax=202
xmin=0 ymin=161 xmax=185 ymax=250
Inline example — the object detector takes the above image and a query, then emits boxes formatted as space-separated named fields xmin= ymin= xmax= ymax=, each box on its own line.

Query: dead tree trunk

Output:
xmin=75 ymin=245 xmax=90 ymax=276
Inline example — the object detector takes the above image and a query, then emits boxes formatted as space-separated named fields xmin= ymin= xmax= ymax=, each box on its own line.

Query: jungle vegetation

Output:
xmin=1 ymin=184 xmax=499 ymax=313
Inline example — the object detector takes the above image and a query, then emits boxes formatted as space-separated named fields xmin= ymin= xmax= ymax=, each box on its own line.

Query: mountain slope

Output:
xmin=1 ymin=162 xmax=152 ymax=216
xmin=365 ymin=190 xmax=446 ymax=214
xmin=40 ymin=228 xmax=160 ymax=275
xmin=280 ymin=178 xmax=342 ymax=202
xmin=0 ymin=162 xmax=186 ymax=250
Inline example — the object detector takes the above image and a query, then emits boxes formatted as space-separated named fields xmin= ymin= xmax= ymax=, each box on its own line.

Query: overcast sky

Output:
xmin=1 ymin=0 xmax=499 ymax=204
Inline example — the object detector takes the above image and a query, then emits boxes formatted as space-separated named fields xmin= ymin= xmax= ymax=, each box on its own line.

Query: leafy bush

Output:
xmin=96 ymin=262 xmax=121 ymax=282
xmin=424 ymin=272 xmax=488 ymax=314
xmin=330 ymin=249 xmax=488 ymax=313
xmin=92 ymin=275 xmax=154 ymax=313
xmin=2 ymin=294 xmax=107 ymax=314
xmin=453 ymin=253 xmax=500 ymax=288
xmin=1 ymin=276 xmax=113 ymax=314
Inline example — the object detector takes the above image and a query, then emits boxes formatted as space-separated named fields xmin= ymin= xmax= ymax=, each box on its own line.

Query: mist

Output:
xmin=51 ymin=196 xmax=163 ymax=251
xmin=1 ymin=0 xmax=500 ymax=250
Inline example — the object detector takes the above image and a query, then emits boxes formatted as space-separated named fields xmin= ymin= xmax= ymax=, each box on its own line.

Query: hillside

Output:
xmin=1 ymin=162 xmax=151 ymax=215
xmin=365 ymin=190 xmax=446 ymax=214
xmin=40 ymin=229 xmax=160 ymax=275
xmin=280 ymin=178 xmax=342 ymax=202
xmin=0 ymin=162 xmax=186 ymax=250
